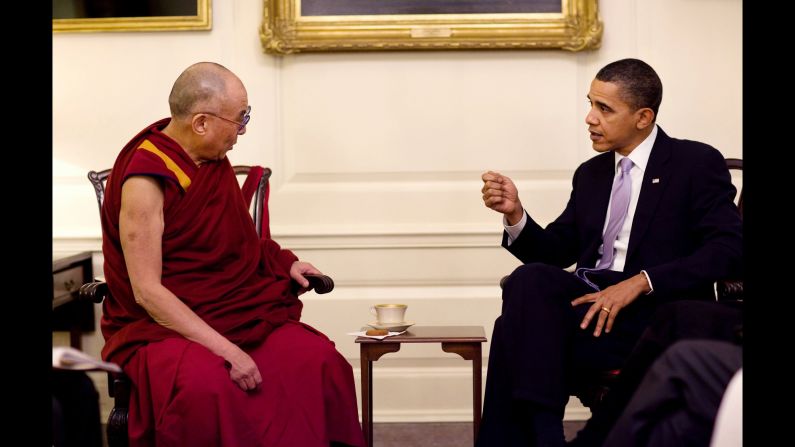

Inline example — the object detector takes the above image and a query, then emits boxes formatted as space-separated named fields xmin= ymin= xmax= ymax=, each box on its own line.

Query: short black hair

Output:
xmin=596 ymin=58 xmax=663 ymax=120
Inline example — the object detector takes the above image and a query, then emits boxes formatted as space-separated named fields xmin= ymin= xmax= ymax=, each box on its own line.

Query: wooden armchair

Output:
xmin=79 ymin=165 xmax=334 ymax=447
xmin=716 ymin=158 xmax=744 ymax=303
xmin=498 ymin=157 xmax=743 ymax=411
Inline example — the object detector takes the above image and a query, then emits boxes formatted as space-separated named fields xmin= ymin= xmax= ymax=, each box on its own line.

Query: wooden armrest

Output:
xmin=290 ymin=274 xmax=335 ymax=295
xmin=303 ymin=274 xmax=335 ymax=294
xmin=79 ymin=281 xmax=109 ymax=304
xmin=717 ymin=279 xmax=743 ymax=302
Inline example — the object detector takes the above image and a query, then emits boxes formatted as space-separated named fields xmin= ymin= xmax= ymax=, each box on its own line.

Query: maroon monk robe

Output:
xmin=100 ymin=119 xmax=365 ymax=447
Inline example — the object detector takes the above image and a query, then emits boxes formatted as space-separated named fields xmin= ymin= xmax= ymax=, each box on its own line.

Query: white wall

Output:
xmin=53 ymin=0 xmax=742 ymax=423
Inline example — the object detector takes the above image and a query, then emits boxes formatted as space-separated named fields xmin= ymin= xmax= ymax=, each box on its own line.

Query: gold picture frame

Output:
xmin=53 ymin=0 xmax=212 ymax=33
xmin=260 ymin=0 xmax=602 ymax=54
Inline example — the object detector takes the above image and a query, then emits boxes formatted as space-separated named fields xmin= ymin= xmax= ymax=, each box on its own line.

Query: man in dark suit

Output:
xmin=570 ymin=299 xmax=743 ymax=446
xmin=475 ymin=58 xmax=742 ymax=446
xmin=603 ymin=338 xmax=742 ymax=446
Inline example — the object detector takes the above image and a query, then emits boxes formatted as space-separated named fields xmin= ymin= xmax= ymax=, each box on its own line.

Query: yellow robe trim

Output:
xmin=137 ymin=139 xmax=192 ymax=190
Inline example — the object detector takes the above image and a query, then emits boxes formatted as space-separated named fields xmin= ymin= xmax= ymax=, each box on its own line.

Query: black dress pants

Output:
xmin=603 ymin=339 xmax=742 ymax=447
xmin=476 ymin=263 xmax=655 ymax=447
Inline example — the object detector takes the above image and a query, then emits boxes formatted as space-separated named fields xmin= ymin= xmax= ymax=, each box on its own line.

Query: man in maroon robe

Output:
xmin=100 ymin=61 xmax=365 ymax=447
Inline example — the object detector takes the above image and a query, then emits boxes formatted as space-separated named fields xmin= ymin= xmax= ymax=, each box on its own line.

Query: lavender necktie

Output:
xmin=595 ymin=157 xmax=634 ymax=269
xmin=574 ymin=157 xmax=634 ymax=290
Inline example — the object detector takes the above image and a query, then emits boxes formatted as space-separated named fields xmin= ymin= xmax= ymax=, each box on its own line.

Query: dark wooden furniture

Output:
xmin=497 ymin=157 xmax=744 ymax=411
xmin=53 ymin=251 xmax=95 ymax=349
xmin=716 ymin=158 xmax=743 ymax=302
xmin=79 ymin=165 xmax=334 ymax=447
xmin=356 ymin=326 xmax=487 ymax=447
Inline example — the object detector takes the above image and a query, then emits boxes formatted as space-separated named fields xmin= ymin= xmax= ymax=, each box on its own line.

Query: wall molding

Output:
xmin=348 ymin=366 xmax=591 ymax=422
xmin=54 ymin=227 xmax=510 ymax=251
xmin=53 ymin=237 xmax=103 ymax=254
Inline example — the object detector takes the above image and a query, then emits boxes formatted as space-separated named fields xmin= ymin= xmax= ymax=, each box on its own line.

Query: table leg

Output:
xmin=69 ymin=327 xmax=82 ymax=350
xmin=441 ymin=342 xmax=483 ymax=445
xmin=360 ymin=352 xmax=373 ymax=447
xmin=473 ymin=344 xmax=482 ymax=442
xmin=360 ymin=343 xmax=402 ymax=447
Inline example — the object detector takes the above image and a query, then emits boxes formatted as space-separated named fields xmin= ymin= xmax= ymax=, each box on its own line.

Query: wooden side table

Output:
xmin=53 ymin=251 xmax=95 ymax=349
xmin=356 ymin=326 xmax=487 ymax=447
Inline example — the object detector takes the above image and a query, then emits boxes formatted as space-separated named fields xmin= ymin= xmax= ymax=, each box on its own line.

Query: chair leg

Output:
xmin=107 ymin=374 xmax=130 ymax=447
xmin=106 ymin=407 xmax=129 ymax=447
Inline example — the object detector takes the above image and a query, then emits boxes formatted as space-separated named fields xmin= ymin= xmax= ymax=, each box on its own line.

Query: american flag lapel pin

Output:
xmin=652 ymin=178 xmax=660 ymax=184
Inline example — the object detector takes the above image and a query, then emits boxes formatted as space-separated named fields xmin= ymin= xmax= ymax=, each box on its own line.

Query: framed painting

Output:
xmin=260 ymin=0 xmax=602 ymax=54
xmin=53 ymin=0 xmax=211 ymax=33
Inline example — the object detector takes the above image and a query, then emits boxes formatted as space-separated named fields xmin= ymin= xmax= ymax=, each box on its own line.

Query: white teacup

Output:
xmin=370 ymin=304 xmax=407 ymax=324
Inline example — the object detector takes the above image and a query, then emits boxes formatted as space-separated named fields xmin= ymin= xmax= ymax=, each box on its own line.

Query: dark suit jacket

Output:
xmin=504 ymin=127 xmax=742 ymax=301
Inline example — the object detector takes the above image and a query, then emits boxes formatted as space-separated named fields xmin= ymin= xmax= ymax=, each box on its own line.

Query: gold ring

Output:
xmin=601 ymin=306 xmax=611 ymax=314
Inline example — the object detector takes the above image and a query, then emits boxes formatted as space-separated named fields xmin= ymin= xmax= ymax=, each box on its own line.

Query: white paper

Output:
xmin=52 ymin=347 xmax=122 ymax=372
xmin=347 ymin=330 xmax=407 ymax=340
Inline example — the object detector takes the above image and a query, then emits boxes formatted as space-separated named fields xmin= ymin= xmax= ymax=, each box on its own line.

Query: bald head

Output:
xmin=168 ymin=62 xmax=242 ymax=119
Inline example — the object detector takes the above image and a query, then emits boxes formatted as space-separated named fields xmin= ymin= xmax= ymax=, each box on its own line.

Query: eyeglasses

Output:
xmin=197 ymin=105 xmax=251 ymax=134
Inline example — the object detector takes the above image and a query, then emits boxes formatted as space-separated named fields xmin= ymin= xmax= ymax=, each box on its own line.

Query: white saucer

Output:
xmin=367 ymin=321 xmax=414 ymax=332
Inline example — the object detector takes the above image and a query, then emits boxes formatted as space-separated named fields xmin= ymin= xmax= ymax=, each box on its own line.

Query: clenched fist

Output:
xmin=481 ymin=171 xmax=523 ymax=225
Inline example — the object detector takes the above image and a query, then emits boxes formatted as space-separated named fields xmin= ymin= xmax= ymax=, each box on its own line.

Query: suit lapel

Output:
xmin=626 ymin=128 xmax=673 ymax=261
